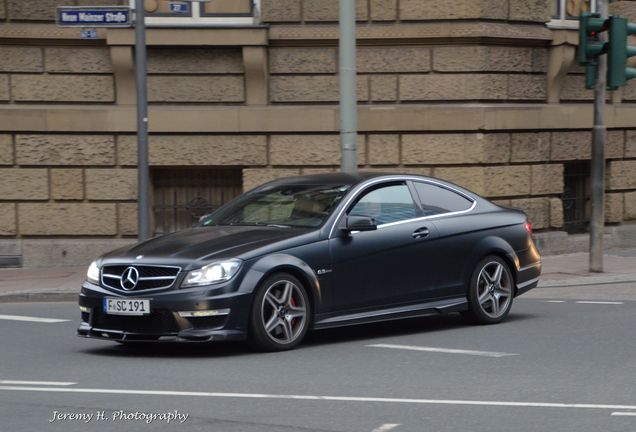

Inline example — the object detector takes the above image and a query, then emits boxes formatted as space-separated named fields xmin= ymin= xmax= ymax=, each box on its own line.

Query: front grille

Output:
xmin=92 ymin=309 xmax=180 ymax=334
xmin=101 ymin=265 xmax=181 ymax=292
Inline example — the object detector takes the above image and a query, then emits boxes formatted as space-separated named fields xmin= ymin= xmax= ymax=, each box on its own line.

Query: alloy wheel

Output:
xmin=260 ymin=279 xmax=308 ymax=345
xmin=476 ymin=261 xmax=513 ymax=319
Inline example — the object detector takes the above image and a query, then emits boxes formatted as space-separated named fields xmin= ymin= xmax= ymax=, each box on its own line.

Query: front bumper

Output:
xmin=77 ymin=282 xmax=252 ymax=342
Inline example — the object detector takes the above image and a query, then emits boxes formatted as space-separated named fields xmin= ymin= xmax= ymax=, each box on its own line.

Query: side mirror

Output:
xmin=345 ymin=215 xmax=377 ymax=232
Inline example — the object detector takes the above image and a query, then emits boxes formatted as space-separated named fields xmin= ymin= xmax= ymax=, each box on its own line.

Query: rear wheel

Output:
xmin=463 ymin=255 xmax=514 ymax=324
xmin=248 ymin=273 xmax=310 ymax=351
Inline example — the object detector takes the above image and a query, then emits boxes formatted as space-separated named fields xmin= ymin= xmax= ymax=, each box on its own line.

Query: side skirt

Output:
xmin=313 ymin=297 xmax=468 ymax=330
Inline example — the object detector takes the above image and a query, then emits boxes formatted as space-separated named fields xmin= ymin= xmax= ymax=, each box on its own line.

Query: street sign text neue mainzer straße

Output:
xmin=56 ymin=6 xmax=131 ymax=27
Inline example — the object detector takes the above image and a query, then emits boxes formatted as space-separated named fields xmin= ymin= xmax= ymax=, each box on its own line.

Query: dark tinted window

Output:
xmin=202 ymin=184 xmax=350 ymax=228
xmin=414 ymin=182 xmax=473 ymax=216
xmin=350 ymin=184 xmax=418 ymax=225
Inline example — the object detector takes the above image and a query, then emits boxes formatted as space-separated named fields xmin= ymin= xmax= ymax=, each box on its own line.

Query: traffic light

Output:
xmin=607 ymin=16 xmax=636 ymax=90
xmin=579 ymin=12 xmax=609 ymax=89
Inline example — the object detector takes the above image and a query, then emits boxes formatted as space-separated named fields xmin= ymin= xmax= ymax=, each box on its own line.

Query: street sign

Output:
xmin=80 ymin=29 xmax=98 ymax=39
xmin=56 ymin=6 xmax=131 ymax=27
xmin=169 ymin=2 xmax=190 ymax=13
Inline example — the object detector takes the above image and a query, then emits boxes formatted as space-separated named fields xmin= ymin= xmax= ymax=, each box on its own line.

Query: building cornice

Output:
xmin=269 ymin=22 xmax=553 ymax=46
xmin=0 ymin=104 xmax=634 ymax=133
xmin=0 ymin=21 xmax=552 ymax=46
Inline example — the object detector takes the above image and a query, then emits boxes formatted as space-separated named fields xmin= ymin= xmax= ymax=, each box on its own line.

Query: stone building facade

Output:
xmin=0 ymin=0 xmax=635 ymax=266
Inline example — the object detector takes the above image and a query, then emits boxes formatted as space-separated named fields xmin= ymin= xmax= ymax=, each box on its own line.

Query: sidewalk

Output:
xmin=0 ymin=249 xmax=635 ymax=303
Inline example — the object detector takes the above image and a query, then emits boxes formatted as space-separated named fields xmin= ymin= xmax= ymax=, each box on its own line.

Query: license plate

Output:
xmin=103 ymin=298 xmax=150 ymax=316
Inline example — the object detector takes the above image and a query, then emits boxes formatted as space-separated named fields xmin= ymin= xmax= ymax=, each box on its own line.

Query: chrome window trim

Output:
xmin=328 ymin=175 xmax=477 ymax=238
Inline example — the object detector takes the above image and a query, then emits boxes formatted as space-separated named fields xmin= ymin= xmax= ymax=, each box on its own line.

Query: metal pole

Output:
xmin=135 ymin=0 xmax=151 ymax=241
xmin=339 ymin=0 xmax=357 ymax=174
xmin=590 ymin=0 xmax=608 ymax=272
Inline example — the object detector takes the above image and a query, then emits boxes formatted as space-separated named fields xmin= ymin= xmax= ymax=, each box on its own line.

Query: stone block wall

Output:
xmin=147 ymin=48 xmax=245 ymax=103
xmin=2 ymin=0 xmax=126 ymax=21
xmin=262 ymin=0 xmax=551 ymax=23
xmin=269 ymin=45 xmax=548 ymax=104
xmin=0 ymin=134 xmax=133 ymax=237
xmin=0 ymin=45 xmax=114 ymax=103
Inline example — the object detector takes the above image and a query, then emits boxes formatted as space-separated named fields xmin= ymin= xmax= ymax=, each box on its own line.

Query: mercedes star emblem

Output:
xmin=120 ymin=267 xmax=140 ymax=291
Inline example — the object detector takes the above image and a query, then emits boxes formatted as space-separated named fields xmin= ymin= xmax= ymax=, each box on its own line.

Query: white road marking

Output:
xmin=0 ymin=314 xmax=70 ymax=323
xmin=545 ymin=300 xmax=566 ymax=303
xmin=0 ymin=386 xmax=635 ymax=412
xmin=575 ymin=301 xmax=624 ymax=305
xmin=0 ymin=380 xmax=76 ymax=386
xmin=367 ymin=343 xmax=518 ymax=358
xmin=372 ymin=423 xmax=400 ymax=432
xmin=611 ymin=412 xmax=636 ymax=416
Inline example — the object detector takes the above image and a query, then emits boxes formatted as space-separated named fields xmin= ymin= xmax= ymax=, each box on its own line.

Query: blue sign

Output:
xmin=80 ymin=29 xmax=98 ymax=39
xmin=169 ymin=2 xmax=190 ymax=13
xmin=57 ymin=7 xmax=131 ymax=27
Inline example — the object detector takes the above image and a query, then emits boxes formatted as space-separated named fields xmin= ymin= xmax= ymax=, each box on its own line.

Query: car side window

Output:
xmin=349 ymin=184 xmax=418 ymax=225
xmin=413 ymin=182 xmax=473 ymax=216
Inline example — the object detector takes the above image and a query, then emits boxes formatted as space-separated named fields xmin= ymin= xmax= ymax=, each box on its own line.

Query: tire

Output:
xmin=463 ymin=255 xmax=514 ymax=324
xmin=248 ymin=273 xmax=311 ymax=351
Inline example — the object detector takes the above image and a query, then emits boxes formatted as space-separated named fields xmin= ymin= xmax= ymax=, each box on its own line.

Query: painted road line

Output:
xmin=575 ymin=301 xmax=624 ymax=305
xmin=1 ymin=386 xmax=636 ymax=412
xmin=611 ymin=412 xmax=636 ymax=416
xmin=0 ymin=380 xmax=76 ymax=386
xmin=0 ymin=314 xmax=70 ymax=323
xmin=545 ymin=300 xmax=566 ymax=303
xmin=372 ymin=423 xmax=400 ymax=432
xmin=367 ymin=343 xmax=519 ymax=358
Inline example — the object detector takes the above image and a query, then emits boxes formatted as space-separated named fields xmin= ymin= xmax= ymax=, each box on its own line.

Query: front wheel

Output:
xmin=463 ymin=255 xmax=514 ymax=324
xmin=248 ymin=273 xmax=310 ymax=351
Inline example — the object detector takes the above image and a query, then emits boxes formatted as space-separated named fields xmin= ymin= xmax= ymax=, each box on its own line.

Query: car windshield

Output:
xmin=199 ymin=184 xmax=351 ymax=228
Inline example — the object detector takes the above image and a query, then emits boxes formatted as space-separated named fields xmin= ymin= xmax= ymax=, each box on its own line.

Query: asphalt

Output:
xmin=0 ymin=248 xmax=635 ymax=303
xmin=1 ymin=296 xmax=635 ymax=431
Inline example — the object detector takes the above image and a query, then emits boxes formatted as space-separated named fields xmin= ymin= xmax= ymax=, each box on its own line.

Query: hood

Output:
xmin=101 ymin=225 xmax=311 ymax=265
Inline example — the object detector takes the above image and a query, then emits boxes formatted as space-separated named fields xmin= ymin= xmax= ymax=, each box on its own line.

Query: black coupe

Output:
xmin=78 ymin=173 xmax=541 ymax=351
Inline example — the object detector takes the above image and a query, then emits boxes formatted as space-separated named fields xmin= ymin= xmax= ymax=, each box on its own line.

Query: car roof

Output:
xmin=263 ymin=172 xmax=396 ymax=187
xmin=260 ymin=172 xmax=480 ymax=201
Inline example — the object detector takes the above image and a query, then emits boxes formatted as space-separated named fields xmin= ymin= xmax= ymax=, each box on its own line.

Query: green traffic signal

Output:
xmin=579 ymin=12 xmax=609 ymax=89
xmin=607 ymin=15 xmax=636 ymax=90
xmin=579 ymin=12 xmax=609 ymax=65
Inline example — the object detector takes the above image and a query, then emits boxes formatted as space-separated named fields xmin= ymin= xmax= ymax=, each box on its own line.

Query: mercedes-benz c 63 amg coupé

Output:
xmin=78 ymin=173 xmax=541 ymax=351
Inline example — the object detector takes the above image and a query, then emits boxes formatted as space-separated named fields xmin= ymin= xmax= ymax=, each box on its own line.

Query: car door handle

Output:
xmin=412 ymin=227 xmax=430 ymax=239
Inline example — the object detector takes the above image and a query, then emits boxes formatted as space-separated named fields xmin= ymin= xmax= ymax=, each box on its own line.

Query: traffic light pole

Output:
xmin=135 ymin=0 xmax=151 ymax=241
xmin=339 ymin=0 xmax=357 ymax=174
xmin=590 ymin=0 xmax=608 ymax=272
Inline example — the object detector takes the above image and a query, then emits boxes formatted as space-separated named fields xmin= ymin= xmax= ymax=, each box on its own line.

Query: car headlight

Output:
xmin=86 ymin=261 xmax=100 ymax=284
xmin=182 ymin=259 xmax=242 ymax=288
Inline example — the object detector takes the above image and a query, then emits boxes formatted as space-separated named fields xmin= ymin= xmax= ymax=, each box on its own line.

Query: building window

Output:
xmin=548 ymin=0 xmax=597 ymax=29
xmin=133 ymin=0 xmax=260 ymax=27
xmin=152 ymin=168 xmax=242 ymax=235
xmin=562 ymin=161 xmax=590 ymax=234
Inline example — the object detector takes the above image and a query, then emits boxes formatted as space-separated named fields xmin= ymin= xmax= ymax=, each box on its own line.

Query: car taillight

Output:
xmin=524 ymin=221 xmax=533 ymax=236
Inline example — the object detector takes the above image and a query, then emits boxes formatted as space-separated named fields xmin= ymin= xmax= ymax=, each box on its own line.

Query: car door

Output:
xmin=327 ymin=181 xmax=440 ymax=313
xmin=411 ymin=180 xmax=477 ymax=298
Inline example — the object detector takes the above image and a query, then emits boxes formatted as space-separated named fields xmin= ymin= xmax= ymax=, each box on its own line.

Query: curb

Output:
xmin=538 ymin=274 xmax=636 ymax=288
xmin=0 ymin=291 xmax=78 ymax=303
